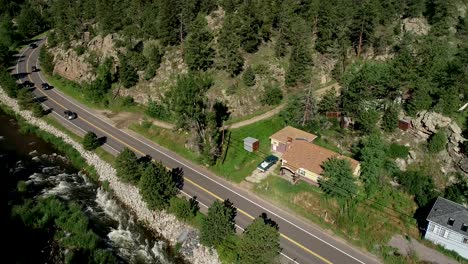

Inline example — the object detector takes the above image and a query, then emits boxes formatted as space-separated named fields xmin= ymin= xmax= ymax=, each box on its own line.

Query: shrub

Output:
xmin=39 ymin=48 xmax=55 ymax=75
xmin=260 ymin=84 xmax=283 ymax=106
xmin=242 ymin=66 xmax=256 ymax=87
xmin=74 ymin=45 xmax=86 ymax=56
xmin=82 ymin=131 xmax=100 ymax=151
xmin=31 ymin=102 xmax=44 ymax=117
xmin=168 ymin=197 xmax=199 ymax=221
xmin=17 ymin=181 xmax=27 ymax=192
xmin=387 ymin=143 xmax=409 ymax=159
xmin=0 ymin=68 xmax=20 ymax=98
xmin=397 ymin=170 xmax=437 ymax=207
xmin=427 ymin=131 xmax=447 ymax=153
xmin=146 ymin=100 xmax=169 ymax=120
xmin=382 ymin=105 xmax=399 ymax=132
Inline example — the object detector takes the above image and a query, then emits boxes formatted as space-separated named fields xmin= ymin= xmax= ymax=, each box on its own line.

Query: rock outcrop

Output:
xmin=402 ymin=18 xmax=430 ymax=36
xmin=410 ymin=111 xmax=466 ymax=175
xmin=0 ymin=87 xmax=220 ymax=264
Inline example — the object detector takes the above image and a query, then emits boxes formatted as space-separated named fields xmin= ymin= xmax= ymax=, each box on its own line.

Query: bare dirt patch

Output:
xmin=98 ymin=110 xmax=143 ymax=129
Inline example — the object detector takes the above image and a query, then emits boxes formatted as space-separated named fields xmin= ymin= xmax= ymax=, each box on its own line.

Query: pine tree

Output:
xmin=382 ymin=104 xmax=399 ymax=132
xmin=319 ymin=158 xmax=357 ymax=199
xmin=285 ymin=38 xmax=312 ymax=87
xmin=200 ymin=200 xmax=236 ymax=246
xmin=274 ymin=32 xmax=287 ymax=58
xmin=82 ymin=131 xmax=100 ymax=151
xmin=119 ymin=56 xmax=138 ymax=88
xmin=139 ymin=162 xmax=178 ymax=210
xmin=218 ymin=15 xmax=244 ymax=76
xmin=184 ymin=15 xmax=214 ymax=71
xmin=158 ymin=0 xmax=181 ymax=45
xmin=238 ymin=1 xmax=261 ymax=53
xmin=239 ymin=216 xmax=281 ymax=264
xmin=115 ymin=148 xmax=140 ymax=184
xmin=318 ymin=88 xmax=339 ymax=114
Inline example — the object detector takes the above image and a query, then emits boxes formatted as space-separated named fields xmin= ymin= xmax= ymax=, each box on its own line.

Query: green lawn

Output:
xmin=254 ymin=175 xmax=419 ymax=260
xmin=130 ymin=117 xmax=286 ymax=183
xmin=44 ymin=73 xmax=144 ymax=114
xmin=129 ymin=123 xmax=200 ymax=162
xmin=212 ymin=117 xmax=285 ymax=182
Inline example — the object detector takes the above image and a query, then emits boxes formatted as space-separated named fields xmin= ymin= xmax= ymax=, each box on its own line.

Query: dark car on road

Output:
xmin=257 ymin=155 xmax=279 ymax=172
xmin=64 ymin=110 xmax=77 ymax=120
xmin=29 ymin=43 xmax=37 ymax=49
xmin=41 ymin=83 xmax=50 ymax=90
xmin=22 ymin=80 xmax=34 ymax=88
xmin=32 ymin=66 xmax=37 ymax=72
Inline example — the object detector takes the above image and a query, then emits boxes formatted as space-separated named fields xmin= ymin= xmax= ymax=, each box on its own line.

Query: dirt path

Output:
xmin=225 ymin=104 xmax=285 ymax=130
xmin=100 ymin=82 xmax=342 ymax=131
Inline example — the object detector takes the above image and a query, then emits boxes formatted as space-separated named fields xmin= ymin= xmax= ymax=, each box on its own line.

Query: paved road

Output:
xmin=15 ymin=39 xmax=380 ymax=264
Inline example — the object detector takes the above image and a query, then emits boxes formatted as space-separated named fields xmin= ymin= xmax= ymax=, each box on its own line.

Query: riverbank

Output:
xmin=0 ymin=87 xmax=220 ymax=264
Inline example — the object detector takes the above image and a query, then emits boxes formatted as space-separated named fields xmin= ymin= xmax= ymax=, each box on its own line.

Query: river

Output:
xmin=0 ymin=109 xmax=183 ymax=264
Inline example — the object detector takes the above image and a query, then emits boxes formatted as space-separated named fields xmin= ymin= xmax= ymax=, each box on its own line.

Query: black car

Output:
xmin=64 ymin=110 xmax=77 ymax=120
xmin=29 ymin=43 xmax=37 ymax=49
xmin=22 ymin=80 xmax=34 ymax=88
xmin=41 ymin=83 xmax=50 ymax=90
xmin=32 ymin=66 xmax=37 ymax=72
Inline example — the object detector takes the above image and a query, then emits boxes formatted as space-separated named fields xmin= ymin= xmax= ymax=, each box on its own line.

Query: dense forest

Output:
xmin=1 ymin=1 xmax=468 ymax=263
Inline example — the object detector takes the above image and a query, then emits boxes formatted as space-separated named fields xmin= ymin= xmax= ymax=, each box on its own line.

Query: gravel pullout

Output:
xmin=0 ymin=87 xmax=220 ymax=264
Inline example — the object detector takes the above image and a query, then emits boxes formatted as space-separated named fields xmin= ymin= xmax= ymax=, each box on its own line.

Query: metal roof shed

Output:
xmin=244 ymin=137 xmax=259 ymax=152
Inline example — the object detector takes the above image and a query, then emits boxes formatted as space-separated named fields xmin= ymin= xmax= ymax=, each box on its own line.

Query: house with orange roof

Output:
xmin=270 ymin=126 xmax=360 ymax=185
xmin=269 ymin=126 xmax=317 ymax=155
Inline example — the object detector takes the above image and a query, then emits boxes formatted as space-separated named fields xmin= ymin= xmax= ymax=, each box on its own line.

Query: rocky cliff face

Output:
xmin=50 ymin=34 xmax=120 ymax=83
xmin=408 ymin=111 xmax=466 ymax=177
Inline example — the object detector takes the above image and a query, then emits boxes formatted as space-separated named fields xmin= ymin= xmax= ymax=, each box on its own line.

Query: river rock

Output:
xmin=28 ymin=150 xmax=38 ymax=156
xmin=0 ymin=86 xmax=220 ymax=264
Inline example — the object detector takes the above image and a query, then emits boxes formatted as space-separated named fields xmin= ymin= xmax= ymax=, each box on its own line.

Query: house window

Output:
xmin=463 ymin=237 xmax=468 ymax=244
xmin=447 ymin=218 xmax=455 ymax=226
xmin=462 ymin=224 xmax=468 ymax=232
xmin=428 ymin=223 xmax=434 ymax=232
xmin=434 ymin=225 xmax=440 ymax=234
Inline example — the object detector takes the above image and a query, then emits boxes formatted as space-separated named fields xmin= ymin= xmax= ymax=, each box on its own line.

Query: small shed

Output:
xmin=244 ymin=137 xmax=259 ymax=152
xmin=398 ymin=119 xmax=412 ymax=131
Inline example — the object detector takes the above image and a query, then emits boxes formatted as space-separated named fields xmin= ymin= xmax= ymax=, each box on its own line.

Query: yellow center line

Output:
xmin=26 ymin=49 xmax=333 ymax=264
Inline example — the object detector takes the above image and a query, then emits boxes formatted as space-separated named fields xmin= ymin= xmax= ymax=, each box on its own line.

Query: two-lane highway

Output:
xmin=16 ymin=39 xmax=380 ymax=264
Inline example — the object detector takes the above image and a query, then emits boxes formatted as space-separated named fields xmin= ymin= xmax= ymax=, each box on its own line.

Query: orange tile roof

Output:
xmin=281 ymin=141 xmax=359 ymax=175
xmin=270 ymin=126 xmax=317 ymax=144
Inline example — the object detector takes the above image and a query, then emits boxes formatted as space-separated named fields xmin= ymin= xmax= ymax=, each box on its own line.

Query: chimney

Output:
xmin=287 ymin=137 xmax=293 ymax=143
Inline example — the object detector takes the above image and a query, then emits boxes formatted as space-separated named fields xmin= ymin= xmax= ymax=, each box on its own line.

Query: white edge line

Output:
xmin=18 ymin=42 xmax=121 ymax=157
xmin=179 ymin=190 xmax=299 ymax=264
xmin=30 ymin=41 xmax=366 ymax=264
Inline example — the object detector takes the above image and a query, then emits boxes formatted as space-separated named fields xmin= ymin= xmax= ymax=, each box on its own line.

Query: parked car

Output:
xmin=64 ymin=110 xmax=77 ymax=120
xmin=41 ymin=83 xmax=50 ymax=90
xmin=29 ymin=43 xmax=37 ymax=49
xmin=257 ymin=155 xmax=279 ymax=172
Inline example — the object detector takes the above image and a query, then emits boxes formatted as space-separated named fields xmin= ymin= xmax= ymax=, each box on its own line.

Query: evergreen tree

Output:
xmin=239 ymin=216 xmax=281 ymax=264
xmin=242 ymin=66 xmax=256 ymax=87
xmin=82 ymin=131 xmax=100 ymax=151
xmin=382 ymin=104 xmax=399 ymax=132
xmin=158 ymin=0 xmax=181 ymax=45
xmin=115 ymin=148 xmax=140 ymax=184
xmin=350 ymin=0 xmax=379 ymax=57
xmin=39 ymin=48 xmax=55 ymax=75
xmin=285 ymin=38 xmax=312 ymax=87
xmin=16 ymin=6 xmax=46 ymax=37
xmin=119 ymin=56 xmax=138 ymax=88
xmin=357 ymin=107 xmax=379 ymax=135
xmin=218 ymin=14 xmax=244 ymax=76
xmin=274 ymin=32 xmax=287 ymax=58
xmin=31 ymin=102 xmax=44 ymax=118
xmin=427 ymin=131 xmax=447 ymax=153
xmin=319 ymin=158 xmax=357 ymax=199
xmin=357 ymin=134 xmax=386 ymax=195
xmin=318 ymin=88 xmax=339 ymax=114
xmin=184 ymin=15 xmax=214 ymax=71
xmin=200 ymin=200 xmax=236 ymax=247
xmin=139 ymin=161 xmax=178 ymax=210
xmin=238 ymin=1 xmax=261 ymax=53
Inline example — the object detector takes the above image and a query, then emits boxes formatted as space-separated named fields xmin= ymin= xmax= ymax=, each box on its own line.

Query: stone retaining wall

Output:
xmin=0 ymin=87 xmax=220 ymax=264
